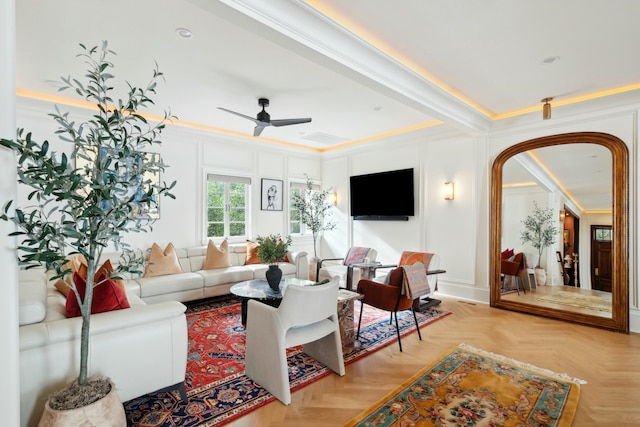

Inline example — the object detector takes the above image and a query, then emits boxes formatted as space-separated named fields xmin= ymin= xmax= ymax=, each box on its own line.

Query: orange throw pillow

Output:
xmin=143 ymin=243 xmax=184 ymax=277
xmin=54 ymin=254 xmax=88 ymax=297
xmin=245 ymin=240 xmax=262 ymax=265
xmin=65 ymin=270 xmax=130 ymax=318
xmin=95 ymin=259 xmax=125 ymax=291
xmin=203 ymin=239 xmax=232 ymax=269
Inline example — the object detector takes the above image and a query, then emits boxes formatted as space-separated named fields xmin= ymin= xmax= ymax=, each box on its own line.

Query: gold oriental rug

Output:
xmin=343 ymin=344 xmax=584 ymax=427
xmin=537 ymin=290 xmax=612 ymax=313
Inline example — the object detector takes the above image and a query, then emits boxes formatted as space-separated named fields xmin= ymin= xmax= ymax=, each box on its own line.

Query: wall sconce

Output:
xmin=328 ymin=192 xmax=337 ymax=205
xmin=541 ymin=97 xmax=553 ymax=120
xmin=559 ymin=209 xmax=566 ymax=221
xmin=443 ymin=182 xmax=454 ymax=200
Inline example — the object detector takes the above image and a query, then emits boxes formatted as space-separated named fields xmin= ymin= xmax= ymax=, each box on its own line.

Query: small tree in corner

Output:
xmin=291 ymin=174 xmax=336 ymax=259
xmin=1 ymin=42 xmax=176 ymax=409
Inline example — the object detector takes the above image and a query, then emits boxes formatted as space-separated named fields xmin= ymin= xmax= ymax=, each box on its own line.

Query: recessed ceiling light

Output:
xmin=176 ymin=28 xmax=193 ymax=39
xmin=542 ymin=56 xmax=560 ymax=65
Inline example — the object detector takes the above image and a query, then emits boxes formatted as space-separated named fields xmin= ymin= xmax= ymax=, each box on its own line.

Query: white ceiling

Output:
xmin=503 ymin=143 xmax=612 ymax=212
xmin=13 ymin=0 xmax=638 ymax=210
xmin=15 ymin=0 xmax=640 ymax=150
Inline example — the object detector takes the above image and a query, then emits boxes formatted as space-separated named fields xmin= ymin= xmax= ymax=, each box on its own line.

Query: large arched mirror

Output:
xmin=490 ymin=132 xmax=629 ymax=332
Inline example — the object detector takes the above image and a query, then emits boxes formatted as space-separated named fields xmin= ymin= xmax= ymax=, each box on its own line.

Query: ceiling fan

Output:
xmin=217 ymin=98 xmax=312 ymax=137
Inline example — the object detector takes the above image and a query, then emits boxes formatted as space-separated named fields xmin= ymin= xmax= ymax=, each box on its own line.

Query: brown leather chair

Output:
xmin=356 ymin=267 xmax=421 ymax=352
xmin=501 ymin=252 xmax=526 ymax=295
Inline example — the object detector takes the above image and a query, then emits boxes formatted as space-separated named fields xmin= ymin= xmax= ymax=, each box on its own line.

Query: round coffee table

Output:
xmin=230 ymin=278 xmax=315 ymax=325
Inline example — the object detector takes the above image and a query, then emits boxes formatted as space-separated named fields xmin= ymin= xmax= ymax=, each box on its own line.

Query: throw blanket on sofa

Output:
xmin=344 ymin=246 xmax=370 ymax=265
xmin=401 ymin=262 xmax=431 ymax=300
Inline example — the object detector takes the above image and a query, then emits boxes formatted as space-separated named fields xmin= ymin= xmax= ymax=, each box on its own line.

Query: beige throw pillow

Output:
xmin=143 ymin=243 xmax=184 ymax=277
xmin=203 ymin=239 xmax=232 ymax=269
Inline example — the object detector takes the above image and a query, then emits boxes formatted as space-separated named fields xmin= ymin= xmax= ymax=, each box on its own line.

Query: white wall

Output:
xmin=322 ymin=131 xmax=484 ymax=300
xmin=11 ymin=87 xmax=640 ymax=334
xmin=321 ymin=107 xmax=639 ymax=331
xmin=13 ymin=99 xmax=321 ymax=256
xmin=1 ymin=0 xmax=20 ymax=425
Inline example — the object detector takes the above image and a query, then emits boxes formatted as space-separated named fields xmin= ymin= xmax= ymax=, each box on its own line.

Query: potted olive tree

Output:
xmin=519 ymin=200 xmax=558 ymax=285
xmin=1 ymin=42 xmax=175 ymax=425
xmin=291 ymin=174 xmax=336 ymax=279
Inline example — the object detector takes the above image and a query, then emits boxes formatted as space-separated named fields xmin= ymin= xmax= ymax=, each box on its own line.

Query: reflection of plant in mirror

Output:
xmin=520 ymin=201 xmax=558 ymax=267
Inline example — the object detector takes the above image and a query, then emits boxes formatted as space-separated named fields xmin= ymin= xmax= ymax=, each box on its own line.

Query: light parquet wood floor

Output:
xmin=227 ymin=296 xmax=640 ymax=427
xmin=501 ymin=284 xmax=612 ymax=318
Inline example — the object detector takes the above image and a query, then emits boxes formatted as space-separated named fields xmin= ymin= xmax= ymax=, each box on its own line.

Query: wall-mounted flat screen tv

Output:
xmin=350 ymin=168 xmax=414 ymax=220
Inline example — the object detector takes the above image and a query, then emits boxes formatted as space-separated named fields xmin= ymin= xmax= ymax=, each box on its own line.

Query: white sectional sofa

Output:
xmin=17 ymin=241 xmax=308 ymax=427
xmin=127 ymin=243 xmax=309 ymax=304
xmin=18 ymin=267 xmax=188 ymax=427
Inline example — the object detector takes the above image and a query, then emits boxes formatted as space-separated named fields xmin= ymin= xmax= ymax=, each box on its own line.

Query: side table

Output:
xmin=415 ymin=269 xmax=447 ymax=310
xmin=349 ymin=262 xmax=397 ymax=290
xmin=337 ymin=289 xmax=363 ymax=351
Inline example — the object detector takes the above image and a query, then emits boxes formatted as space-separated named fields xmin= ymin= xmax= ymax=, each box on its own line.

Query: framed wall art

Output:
xmin=75 ymin=148 xmax=161 ymax=219
xmin=261 ymin=178 xmax=283 ymax=211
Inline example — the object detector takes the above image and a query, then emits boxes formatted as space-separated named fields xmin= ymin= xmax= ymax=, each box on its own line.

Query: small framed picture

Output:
xmin=261 ymin=178 xmax=283 ymax=211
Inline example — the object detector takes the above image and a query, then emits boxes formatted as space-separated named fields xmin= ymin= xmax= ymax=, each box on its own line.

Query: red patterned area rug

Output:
xmin=124 ymin=295 xmax=451 ymax=426
xmin=343 ymin=344 xmax=585 ymax=427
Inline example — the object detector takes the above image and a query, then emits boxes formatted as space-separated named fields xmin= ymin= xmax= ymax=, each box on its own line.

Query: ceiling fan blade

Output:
xmin=217 ymin=107 xmax=259 ymax=124
xmin=270 ymin=118 xmax=312 ymax=127
xmin=253 ymin=124 xmax=268 ymax=137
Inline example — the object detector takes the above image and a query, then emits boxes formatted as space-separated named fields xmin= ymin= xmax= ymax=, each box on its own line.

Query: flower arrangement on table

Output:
xmin=256 ymin=233 xmax=292 ymax=265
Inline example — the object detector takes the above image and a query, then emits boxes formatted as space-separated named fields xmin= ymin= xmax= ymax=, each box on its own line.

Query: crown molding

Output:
xmin=189 ymin=0 xmax=492 ymax=132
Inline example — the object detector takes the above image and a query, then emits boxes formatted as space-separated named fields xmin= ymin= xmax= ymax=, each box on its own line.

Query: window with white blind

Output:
xmin=206 ymin=174 xmax=250 ymax=238
xmin=289 ymin=180 xmax=320 ymax=235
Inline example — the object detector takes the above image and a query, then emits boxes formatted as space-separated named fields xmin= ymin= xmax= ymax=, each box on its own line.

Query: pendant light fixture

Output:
xmin=541 ymin=97 xmax=553 ymax=120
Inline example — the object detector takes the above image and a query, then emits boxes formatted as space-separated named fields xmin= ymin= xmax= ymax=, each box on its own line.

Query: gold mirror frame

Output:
xmin=490 ymin=132 xmax=629 ymax=332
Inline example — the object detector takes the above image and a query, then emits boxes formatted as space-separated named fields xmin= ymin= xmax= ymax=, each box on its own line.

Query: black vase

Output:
xmin=265 ymin=265 xmax=282 ymax=292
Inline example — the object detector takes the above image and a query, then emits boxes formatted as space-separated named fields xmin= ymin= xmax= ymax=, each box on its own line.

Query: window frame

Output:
xmin=289 ymin=179 xmax=320 ymax=236
xmin=205 ymin=173 xmax=251 ymax=241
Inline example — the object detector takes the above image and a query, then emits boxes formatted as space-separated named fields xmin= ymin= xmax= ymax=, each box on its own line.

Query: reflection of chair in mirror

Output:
xmin=501 ymin=252 xmax=526 ymax=295
xmin=244 ymin=278 xmax=345 ymax=405
xmin=317 ymin=246 xmax=377 ymax=290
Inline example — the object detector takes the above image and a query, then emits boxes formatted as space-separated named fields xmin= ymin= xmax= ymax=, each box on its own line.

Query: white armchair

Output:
xmin=317 ymin=247 xmax=378 ymax=290
xmin=244 ymin=278 xmax=345 ymax=404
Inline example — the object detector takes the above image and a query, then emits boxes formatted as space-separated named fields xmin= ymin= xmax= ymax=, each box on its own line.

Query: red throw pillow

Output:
xmin=65 ymin=270 xmax=130 ymax=318
xmin=277 ymin=255 xmax=289 ymax=263
xmin=501 ymin=248 xmax=515 ymax=260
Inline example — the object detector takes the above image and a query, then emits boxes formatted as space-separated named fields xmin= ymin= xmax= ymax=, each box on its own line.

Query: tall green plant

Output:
xmin=519 ymin=201 xmax=558 ymax=267
xmin=291 ymin=174 xmax=336 ymax=258
xmin=0 ymin=42 xmax=176 ymax=390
